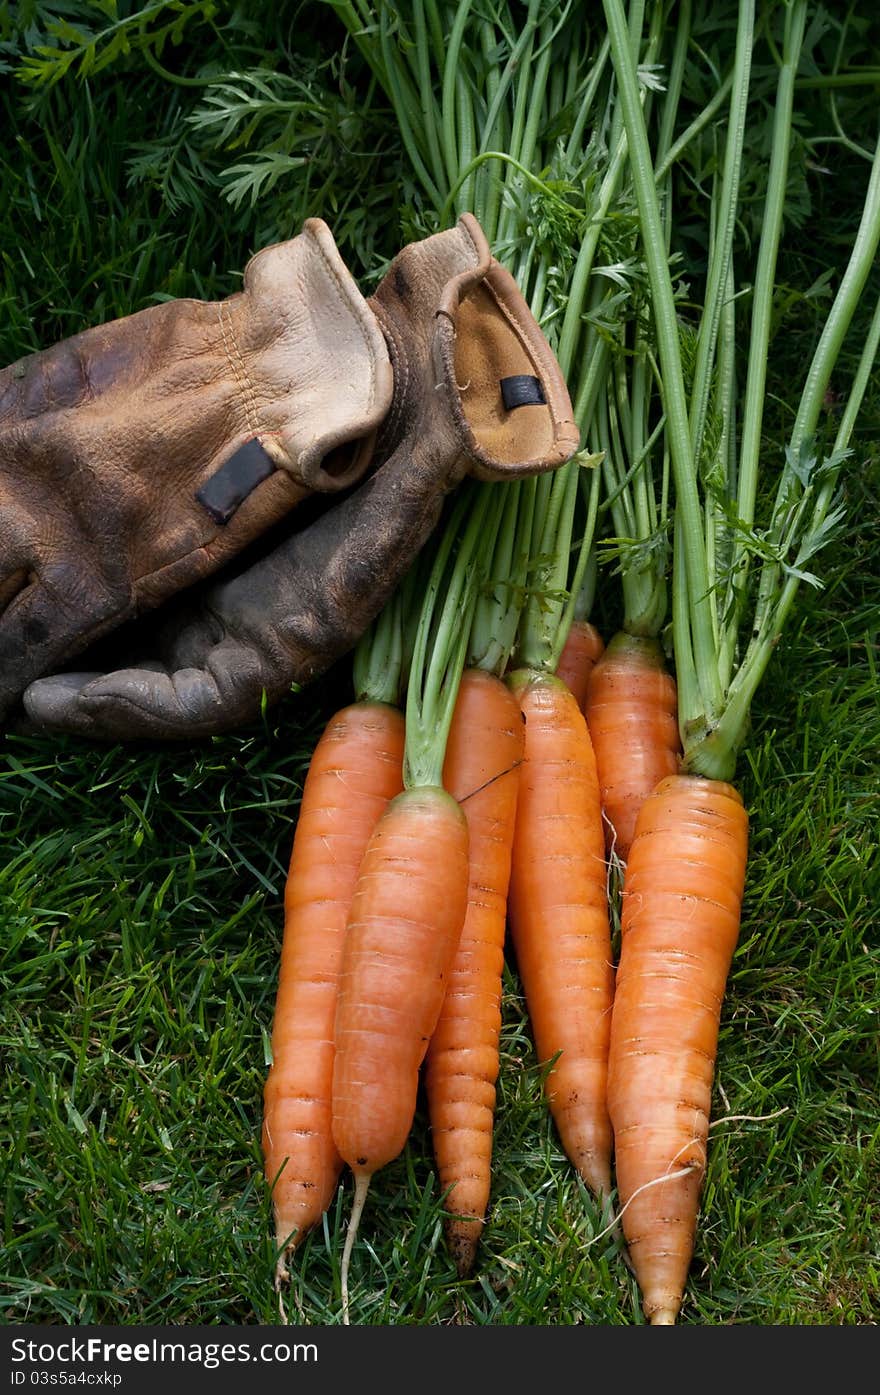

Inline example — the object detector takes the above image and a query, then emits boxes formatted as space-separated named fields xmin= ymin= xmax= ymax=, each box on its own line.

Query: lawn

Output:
xmin=1 ymin=1 xmax=878 ymax=1326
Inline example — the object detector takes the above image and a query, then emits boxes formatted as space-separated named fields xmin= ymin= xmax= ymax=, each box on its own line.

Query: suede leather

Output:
xmin=0 ymin=219 xmax=392 ymax=723
xmin=23 ymin=214 xmax=580 ymax=739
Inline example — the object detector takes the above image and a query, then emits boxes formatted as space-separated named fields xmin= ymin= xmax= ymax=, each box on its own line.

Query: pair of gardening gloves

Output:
xmin=1 ymin=213 xmax=579 ymax=741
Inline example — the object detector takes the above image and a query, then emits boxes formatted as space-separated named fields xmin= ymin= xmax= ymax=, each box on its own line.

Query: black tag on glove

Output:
xmin=196 ymin=438 xmax=277 ymax=524
xmin=500 ymin=374 xmax=547 ymax=410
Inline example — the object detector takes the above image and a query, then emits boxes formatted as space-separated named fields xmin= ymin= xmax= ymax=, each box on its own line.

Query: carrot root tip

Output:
xmin=649 ymin=1308 xmax=680 ymax=1326
xmin=340 ymin=1170 xmax=372 ymax=1326
xmin=446 ymin=1226 xmax=479 ymax=1279
xmin=274 ymin=1253 xmax=289 ymax=1291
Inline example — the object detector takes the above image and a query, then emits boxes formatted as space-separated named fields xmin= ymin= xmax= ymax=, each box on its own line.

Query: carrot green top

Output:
xmin=402 ymin=480 xmax=503 ymax=791
xmin=340 ymin=0 xmax=880 ymax=780
xmin=602 ymin=0 xmax=880 ymax=779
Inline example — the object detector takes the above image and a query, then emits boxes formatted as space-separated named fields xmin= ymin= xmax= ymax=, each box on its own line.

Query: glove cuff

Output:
xmin=370 ymin=213 xmax=579 ymax=483
xmin=434 ymin=216 xmax=580 ymax=480
xmin=213 ymin=218 xmax=393 ymax=496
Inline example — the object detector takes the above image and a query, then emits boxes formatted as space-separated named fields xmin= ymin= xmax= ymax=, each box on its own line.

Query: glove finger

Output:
xmin=23 ymin=432 xmax=455 ymax=741
xmin=252 ymin=431 xmax=462 ymax=685
xmin=22 ymin=633 xmax=270 ymax=740
xmin=0 ymin=575 xmax=126 ymax=726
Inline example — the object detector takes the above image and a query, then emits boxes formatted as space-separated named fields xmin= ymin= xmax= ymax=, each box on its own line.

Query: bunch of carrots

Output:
xmin=257 ymin=433 xmax=730 ymax=1327
xmin=261 ymin=450 xmax=617 ymax=1322
xmin=259 ymin=0 xmax=880 ymax=1326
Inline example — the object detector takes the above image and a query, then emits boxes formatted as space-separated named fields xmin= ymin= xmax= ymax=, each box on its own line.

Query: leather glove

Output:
xmin=23 ymin=213 xmax=580 ymax=740
xmin=0 ymin=219 xmax=393 ymax=724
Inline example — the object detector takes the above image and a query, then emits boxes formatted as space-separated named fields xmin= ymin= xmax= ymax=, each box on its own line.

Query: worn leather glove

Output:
xmin=23 ymin=213 xmax=580 ymax=740
xmin=0 ymin=218 xmax=393 ymax=725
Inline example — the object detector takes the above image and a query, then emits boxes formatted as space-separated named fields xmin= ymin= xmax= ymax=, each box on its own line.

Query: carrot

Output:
xmin=424 ymin=666 xmax=524 ymax=1275
xmin=332 ymin=483 xmax=497 ymax=1321
xmin=332 ymin=783 xmax=469 ymax=1281
xmin=600 ymin=0 xmax=880 ymax=1323
xmin=492 ymin=460 xmax=615 ymax=1202
xmin=584 ymin=631 xmax=681 ymax=863
xmin=262 ymin=606 xmax=407 ymax=1285
xmin=555 ymin=618 xmax=605 ymax=710
xmin=262 ymin=700 xmax=405 ymax=1280
xmin=606 ymin=774 xmax=748 ymax=1324
xmin=506 ymin=668 xmax=614 ymax=1200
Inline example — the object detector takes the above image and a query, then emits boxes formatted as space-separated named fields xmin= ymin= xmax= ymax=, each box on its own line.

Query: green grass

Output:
xmin=2 ymin=3 xmax=879 ymax=1327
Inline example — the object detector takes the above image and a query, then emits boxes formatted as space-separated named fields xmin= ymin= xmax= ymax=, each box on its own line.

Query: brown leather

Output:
xmin=22 ymin=214 xmax=580 ymax=740
xmin=372 ymin=212 xmax=579 ymax=486
xmin=0 ymin=219 xmax=392 ymax=722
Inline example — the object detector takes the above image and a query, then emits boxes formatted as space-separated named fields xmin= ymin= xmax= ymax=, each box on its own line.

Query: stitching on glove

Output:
xmin=217 ymin=299 xmax=260 ymax=439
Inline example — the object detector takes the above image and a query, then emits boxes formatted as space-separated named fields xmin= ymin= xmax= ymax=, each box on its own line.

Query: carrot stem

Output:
xmin=404 ymin=482 xmax=501 ymax=789
xmin=686 ymin=0 xmax=754 ymax=472
xmin=602 ymin=0 xmax=721 ymax=721
xmin=467 ymin=478 xmax=534 ymax=679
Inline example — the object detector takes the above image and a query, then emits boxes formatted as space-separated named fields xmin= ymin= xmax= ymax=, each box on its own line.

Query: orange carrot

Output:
xmin=584 ymin=631 xmax=681 ymax=862
xmin=331 ymin=784 xmax=469 ymax=1314
xmin=555 ymin=618 xmax=605 ymax=710
xmin=262 ymin=699 xmax=405 ymax=1281
xmin=424 ymin=667 xmax=524 ymax=1275
xmin=506 ymin=669 xmax=615 ymax=1201
xmin=606 ymin=773 xmax=749 ymax=1325
xmin=331 ymin=786 xmax=470 ymax=1172
xmin=331 ymin=480 xmax=496 ymax=1322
